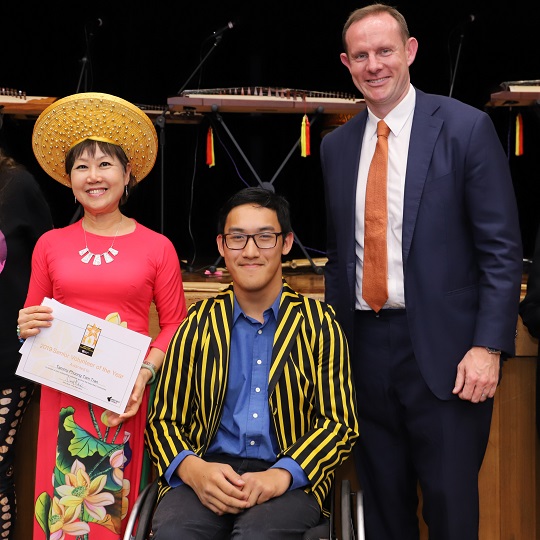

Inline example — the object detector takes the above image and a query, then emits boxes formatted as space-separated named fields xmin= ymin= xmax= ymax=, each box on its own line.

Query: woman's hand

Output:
xmin=101 ymin=347 xmax=164 ymax=427
xmin=17 ymin=305 xmax=53 ymax=340
xmin=101 ymin=369 xmax=148 ymax=427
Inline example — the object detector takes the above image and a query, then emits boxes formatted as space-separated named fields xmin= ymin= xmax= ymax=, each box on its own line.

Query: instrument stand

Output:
xmin=207 ymin=104 xmax=325 ymax=275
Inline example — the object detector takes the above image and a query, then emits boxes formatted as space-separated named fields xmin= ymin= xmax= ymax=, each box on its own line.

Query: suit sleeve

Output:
xmin=466 ymin=112 xmax=523 ymax=354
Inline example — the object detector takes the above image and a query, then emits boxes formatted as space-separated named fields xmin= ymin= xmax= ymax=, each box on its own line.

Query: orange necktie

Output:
xmin=362 ymin=120 xmax=390 ymax=312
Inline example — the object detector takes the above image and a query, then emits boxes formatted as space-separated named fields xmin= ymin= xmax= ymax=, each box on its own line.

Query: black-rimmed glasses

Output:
xmin=222 ymin=232 xmax=284 ymax=250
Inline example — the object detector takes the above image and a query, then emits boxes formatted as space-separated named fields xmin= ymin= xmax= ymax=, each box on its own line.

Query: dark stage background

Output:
xmin=2 ymin=1 xmax=540 ymax=268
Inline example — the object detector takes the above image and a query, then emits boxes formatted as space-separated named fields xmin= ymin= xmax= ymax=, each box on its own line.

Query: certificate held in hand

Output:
xmin=16 ymin=298 xmax=152 ymax=414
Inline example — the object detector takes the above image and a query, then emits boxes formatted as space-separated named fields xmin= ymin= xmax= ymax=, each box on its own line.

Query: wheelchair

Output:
xmin=123 ymin=467 xmax=364 ymax=540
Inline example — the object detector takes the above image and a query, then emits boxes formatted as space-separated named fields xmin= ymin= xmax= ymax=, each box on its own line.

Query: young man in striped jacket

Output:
xmin=146 ymin=187 xmax=359 ymax=539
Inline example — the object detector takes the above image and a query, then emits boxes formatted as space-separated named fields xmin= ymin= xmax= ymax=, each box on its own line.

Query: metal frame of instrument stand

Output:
xmin=208 ymin=103 xmax=325 ymax=275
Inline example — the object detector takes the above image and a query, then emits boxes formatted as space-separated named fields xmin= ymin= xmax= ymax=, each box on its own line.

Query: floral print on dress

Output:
xmin=34 ymin=406 xmax=132 ymax=538
xmin=34 ymin=313 xmax=132 ymax=539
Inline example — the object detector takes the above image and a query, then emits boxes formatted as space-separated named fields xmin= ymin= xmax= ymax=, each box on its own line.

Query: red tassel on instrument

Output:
xmin=515 ymin=113 xmax=523 ymax=156
xmin=206 ymin=127 xmax=215 ymax=167
xmin=300 ymin=114 xmax=310 ymax=157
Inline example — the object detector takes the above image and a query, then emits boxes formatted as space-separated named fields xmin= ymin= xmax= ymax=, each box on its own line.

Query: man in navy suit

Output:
xmin=321 ymin=4 xmax=522 ymax=540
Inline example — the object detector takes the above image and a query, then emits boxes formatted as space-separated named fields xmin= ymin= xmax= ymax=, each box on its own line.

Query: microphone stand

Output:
xmin=154 ymin=110 xmax=167 ymax=235
xmin=448 ymin=20 xmax=472 ymax=98
xmin=76 ymin=57 xmax=89 ymax=94
xmin=173 ymin=34 xmax=229 ymax=272
xmin=71 ymin=22 xmax=98 ymax=225
xmin=448 ymin=31 xmax=464 ymax=98
xmin=176 ymin=35 xmax=226 ymax=96
xmin=75 ymin=23 xmax=97 ymax=93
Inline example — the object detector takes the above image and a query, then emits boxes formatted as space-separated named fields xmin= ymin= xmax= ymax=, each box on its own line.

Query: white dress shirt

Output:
xmin=355 ymin=84 xmax=416 ymax=310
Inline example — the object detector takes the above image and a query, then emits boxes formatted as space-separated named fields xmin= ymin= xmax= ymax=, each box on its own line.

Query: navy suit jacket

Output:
xmin=321 ymin=88 xmax=523 ymax=399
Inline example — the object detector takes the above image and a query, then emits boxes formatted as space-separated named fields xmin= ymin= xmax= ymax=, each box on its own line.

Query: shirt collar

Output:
xmin=367 ymin=84 xmax=416 ymax=138
xmin=232 ymin=288 xmax=282 ymax=324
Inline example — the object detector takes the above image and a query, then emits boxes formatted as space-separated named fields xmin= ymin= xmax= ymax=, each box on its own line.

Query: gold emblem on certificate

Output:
xmin=78 ymin=323 xmax=102 ymax=357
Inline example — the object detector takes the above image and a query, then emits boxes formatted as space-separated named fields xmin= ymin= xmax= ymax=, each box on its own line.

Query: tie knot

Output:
xmin=377 ymin=120 xmax=390 ymax=138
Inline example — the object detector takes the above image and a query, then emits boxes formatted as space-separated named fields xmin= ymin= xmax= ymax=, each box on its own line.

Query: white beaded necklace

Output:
xmin=79 ymin=217 xmax=122 ymax=265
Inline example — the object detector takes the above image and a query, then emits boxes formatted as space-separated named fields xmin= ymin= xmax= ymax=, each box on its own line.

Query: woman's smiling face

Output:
xmin=70 ymin=145 xmax=131 ymax=216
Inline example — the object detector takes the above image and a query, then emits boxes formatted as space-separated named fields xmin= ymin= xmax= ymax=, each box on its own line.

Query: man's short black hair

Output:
xmin=217 ymin=187 xmax=292 ymax=234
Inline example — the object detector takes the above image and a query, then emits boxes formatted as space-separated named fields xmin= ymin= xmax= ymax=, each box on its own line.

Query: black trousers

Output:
xmin=353 ymin=309 xmax=493 ymax=540
xmin=152 ymin=455 xmax=321 ymax=540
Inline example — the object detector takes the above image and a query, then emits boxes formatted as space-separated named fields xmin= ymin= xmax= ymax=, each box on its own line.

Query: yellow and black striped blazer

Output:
xmin=145 ymin=280 xmax=359 ymax=513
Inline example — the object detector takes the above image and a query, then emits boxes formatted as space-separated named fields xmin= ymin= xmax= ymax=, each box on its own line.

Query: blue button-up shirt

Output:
xmin=165 ymin=292 xmax=309 ymax=490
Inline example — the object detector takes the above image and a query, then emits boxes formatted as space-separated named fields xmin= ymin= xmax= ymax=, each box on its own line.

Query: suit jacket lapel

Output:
xmin=210 ymin=283 xmax=304 ymax=396
xmin=338 ymin=111 xmax=368 ymax=297
xmin=342 ymin=111 xmax=368 ymax=198
xmin=209 ymin=286 xmax=234 ymax=375
xmin=402 ymin=90 xmax=443 ymax=266
xmin=268 ymin=282 xmax=303 ymax=395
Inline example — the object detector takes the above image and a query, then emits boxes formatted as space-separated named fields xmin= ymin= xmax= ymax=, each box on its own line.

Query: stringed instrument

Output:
xmin=0 ymin=88 xmax=56 ymax=116
xmin=168 ymin=87 xmax=366 ymax=115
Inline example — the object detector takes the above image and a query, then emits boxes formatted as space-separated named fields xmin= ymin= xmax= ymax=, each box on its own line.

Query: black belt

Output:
xmin=355 ymin=308 xmax=406 ymax=318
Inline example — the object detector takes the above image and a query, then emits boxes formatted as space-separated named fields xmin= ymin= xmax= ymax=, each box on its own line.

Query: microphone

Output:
xmin=212 ymin=21 xmax=235 ymax=38
xmin=456 ymin=14 xmax=476 ymax=27
xmin=86 ymin=18 xmax=104 ymax=30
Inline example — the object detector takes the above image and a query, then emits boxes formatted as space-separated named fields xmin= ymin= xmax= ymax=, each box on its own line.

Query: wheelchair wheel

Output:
xmin=122 ymin=480 xmax=158 ymax=540
xmin=341 ymin=479 xmax=355 ymax=540
xmin=356 ymin=488 xmax=365 ymax=540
